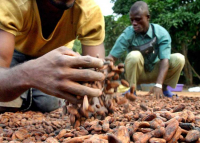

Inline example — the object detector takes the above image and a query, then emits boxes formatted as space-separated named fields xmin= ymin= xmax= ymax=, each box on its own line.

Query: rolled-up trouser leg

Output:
xmin=124 ymin=51 xmax=145 ymax=89
xmin=137 ymin=53 xmax=185 ymax=88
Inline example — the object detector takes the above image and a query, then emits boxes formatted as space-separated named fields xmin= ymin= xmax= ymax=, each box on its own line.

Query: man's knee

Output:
xmin=170 ymin=53 xmax=185 ymax=68
xmin=125 ymin=51 xmax=143 ymax=65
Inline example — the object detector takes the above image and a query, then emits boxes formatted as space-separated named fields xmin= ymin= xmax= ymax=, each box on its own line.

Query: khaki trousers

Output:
xmin=124 ymin=51 xmax=185 ymax=89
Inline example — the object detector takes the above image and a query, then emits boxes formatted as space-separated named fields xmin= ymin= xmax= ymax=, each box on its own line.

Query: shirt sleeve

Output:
xmin=0 ymin=0 xmax=24 ymax=36
xmin=110 ymin=26 xmax=133 ymax=58
xmin=156 ymin=26 xmax=172 ymax=60
xmin=77 ymin=5 xmax=105 ymax=46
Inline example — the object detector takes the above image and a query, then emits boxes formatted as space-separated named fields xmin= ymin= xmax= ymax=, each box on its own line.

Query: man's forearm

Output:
xmin=0 ymin=63 xmax=31 ymax=102
xmin=156 ymin=59 xmax=169 ymax=85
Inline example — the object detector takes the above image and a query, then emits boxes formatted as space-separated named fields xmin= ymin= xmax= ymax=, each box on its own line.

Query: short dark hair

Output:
xmin=130 ymin=1 xmax=150 ymax=15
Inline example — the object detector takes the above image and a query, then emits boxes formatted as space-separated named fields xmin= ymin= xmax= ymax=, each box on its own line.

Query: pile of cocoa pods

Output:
xmin=0 ymin=96 xmax=200 ymax=142
xmin=63 ymin=58 xmax=137 ymax=129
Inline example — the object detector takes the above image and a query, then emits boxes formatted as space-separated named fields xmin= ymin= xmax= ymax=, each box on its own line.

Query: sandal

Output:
xmin=163 ymin=90 xmax=177 ymax=97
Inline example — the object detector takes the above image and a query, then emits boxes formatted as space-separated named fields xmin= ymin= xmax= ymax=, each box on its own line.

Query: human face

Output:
xmin=129 ymin=10 xmax=150 ymax=34
xmin=49 ymin=0 xmax=76 ymax=10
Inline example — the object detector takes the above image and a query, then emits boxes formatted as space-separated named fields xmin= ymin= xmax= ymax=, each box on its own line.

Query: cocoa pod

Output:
xmin=150 ymin=118 xmax=165 ymax=129
xmin=149 ymin=138 xmax=166 ymax=143
xmin=133 ymin=132 xmax=144 ymax=142
xmin=185 ymin=130 xmax=200 ymax=142
xmin=172 ymin=104 xmax=185 ymax=112
xmin=168 ymin=127 xmax=182 ymax=143
xmin=151 ymin=127 xmax=165 ymax=138
xmin=114 ymin=126 xmax=130 ymax=143
xmin=121 ymin=79 xmax=129 ymax=87
xmin=163 ymin=119 xmax=179 ymax=141
xmin=125 ymin=92 xmax=136 ymax=102
xmin=83 ymin=95 xmax=89 ymax=111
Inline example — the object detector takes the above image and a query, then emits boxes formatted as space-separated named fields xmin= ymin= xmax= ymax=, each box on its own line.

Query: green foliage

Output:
xmin=104 ymin=15 xmax=130 ymax=63
xmin=72 ymin=39 xmax=82 ymax=54
xmin=147 ymin=0 xmax=200 ymax=51
xmin=110 ymin=0 xmax=138 ymax=15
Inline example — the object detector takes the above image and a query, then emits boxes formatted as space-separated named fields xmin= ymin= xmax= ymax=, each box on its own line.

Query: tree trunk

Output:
xmin=182 ymin=43 xmax=193 ymax=85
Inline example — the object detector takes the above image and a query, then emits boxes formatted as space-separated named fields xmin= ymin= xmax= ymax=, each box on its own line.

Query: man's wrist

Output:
xmin=154 ymin=83 xmax=162 ymax=89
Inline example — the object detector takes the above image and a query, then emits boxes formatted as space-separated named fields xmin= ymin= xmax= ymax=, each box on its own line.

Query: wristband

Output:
xmin=154 ymin=83 xmax=162 ymax=89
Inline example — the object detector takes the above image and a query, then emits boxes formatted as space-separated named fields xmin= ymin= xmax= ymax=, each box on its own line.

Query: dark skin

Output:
xmin=0 ymin=0 xmax=105 ymax=103
xmin=107 ymin=4 xmax=169 ymax=99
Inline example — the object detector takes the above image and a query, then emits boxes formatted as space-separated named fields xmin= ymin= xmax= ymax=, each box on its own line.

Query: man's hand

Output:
xmin=148 ymin=86 xmax=164 ymax=99
xmin=26 ymin=46 xmax=105 ymax=104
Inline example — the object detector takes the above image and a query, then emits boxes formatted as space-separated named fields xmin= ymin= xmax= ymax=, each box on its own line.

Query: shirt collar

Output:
xmin=146 ymin=24 xmax=153 ymax=38
xmin=135 ymin=24 xmax=153 ymax=38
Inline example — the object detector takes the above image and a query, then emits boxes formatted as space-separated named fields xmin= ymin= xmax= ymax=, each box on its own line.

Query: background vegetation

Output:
xmin=73 ymin=0 xmax=200 ymax=86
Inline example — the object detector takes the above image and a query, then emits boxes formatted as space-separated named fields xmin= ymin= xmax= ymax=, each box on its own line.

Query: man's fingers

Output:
xmin=58 ymin=46 xmax=80 ymax=57
xmin=64 ymin=69 xmax=105 ymax=81
xmin=60 ymin=80 xmax=102 ymax=97
xmin=65 ymin=56 xmax=104 ymax=68
xmin=59 ymin=92 xmax=82 ymax=104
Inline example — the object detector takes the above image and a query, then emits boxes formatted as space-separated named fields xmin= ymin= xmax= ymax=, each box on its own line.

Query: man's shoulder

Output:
xmin=151 ymin=23 xmax=169 ymax=34
xmin=123 ymin=26 xmax=134 ymax=35
xmin=75 ymin=0 xmax=101 ymax=18
xmin=0 ymin=0 xmax=32 ymax=8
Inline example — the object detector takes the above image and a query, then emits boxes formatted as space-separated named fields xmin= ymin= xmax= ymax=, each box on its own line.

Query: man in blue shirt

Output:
xmin=107 ymin=1 xmax=185 ymax=99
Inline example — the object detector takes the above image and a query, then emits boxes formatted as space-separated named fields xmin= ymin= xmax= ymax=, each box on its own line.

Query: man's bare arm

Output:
xmin=0 ymin=29 xmax=31 ymax=101
xmin=82 ymin=43 xmax=105 ymax=58
xmin=0 ymin=30 xmax=105 ymax=103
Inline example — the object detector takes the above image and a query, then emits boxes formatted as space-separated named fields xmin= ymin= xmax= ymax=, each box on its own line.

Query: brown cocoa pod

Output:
xmin=187 ymin=110 xmax=195 ymax=123
xmin=179 ymin=123 xmax=195 ymax=130
xmin=150 ymin=118 xmax=165 ymax=129
xmin=172 ymin=104 xmax=185 ymax=112
xmin=133 ymin=132 xmax=143 ymax=142
xmin=142 ymin=113 xmax=156 ymax=121
xmin=121 ymin=79 xmax=130 ymax=87
xmin=56 ymin=129 xmax=66 ymax=139
xmin=185 ymin=130 xmax=200 ymax=142
xmin=83 ymin=95 xmax=89 ymax=111
xmin=125 ymin=92 xmax=136 ymax=102
xmin=138 ymin=128 xmax=153 ymax=133
xmin=102 ymin=120 xmax=109 ymax=132
xmin=63 ymin=132 xmax=74 ymax=138
xmin=114 ymin=126 xmax=130 ymax=143
xmin=137 ymin=132 xmax=152 ymax=143
xmin=168 ymin=127 xmax=182 ymax=143
xmin=139 ymin=121 xmax=150 ymax=128
xmin=151 ymin=127 xmax=166 ymax=138
xmin=149 ymin=138 xmax=166 ymax=143
xmin=163 ymin=119 xmax=179 ymax=141
xmin=107 ymin=71 xmax=115 ymax=78
xmin=110 ymin=81 xmax=120 ymax=88
xmin=140 ymin=103 xmax=148 ymax=111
